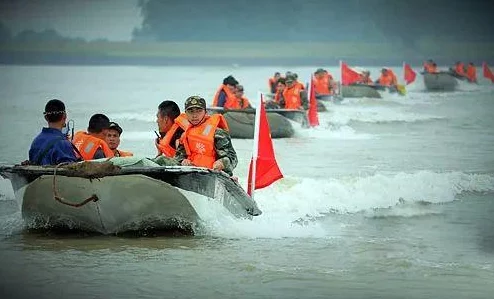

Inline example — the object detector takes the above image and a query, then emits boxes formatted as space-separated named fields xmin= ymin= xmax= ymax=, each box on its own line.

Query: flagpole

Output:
xmin=402 ymin=61 xmax=405 ymax=85
xmin=249 ymin=91 xmax=262 ymax=199
xmin=339 ymin=59 xmax=343 ymax=95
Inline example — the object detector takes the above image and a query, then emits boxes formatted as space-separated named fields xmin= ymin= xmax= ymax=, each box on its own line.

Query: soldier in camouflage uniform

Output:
xmin=174 ymin=96 xmax=238 ymax=176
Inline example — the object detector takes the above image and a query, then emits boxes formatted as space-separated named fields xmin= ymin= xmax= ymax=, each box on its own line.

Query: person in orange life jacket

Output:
xmin=230 ymin=85 xmax=252 ymax=109
xmin=268 ymin=72 xmax=281 ymax=94
xmin=292 ymin=72 xmax=305 ymax=90
xmin=28 ymin=99 xmax=80 ymax=165
xmin=279 ymin=75 xmax=308 ymax=110
xmin=376 ymin=68 xmax=397 ymax=87
xmin=453 ymin=61 xmax=466 ymax=77
xmin=466 ymin=62 xmax=477 ymax=83
xmin=212 ymin=75 xmax=238 ymax=107
xmin=313 ymin=68 xmax=333 ymax=96
xmin=72 ymin=114 xmax=114 ymax=160
xmin=154 ymin=100 xmax=188 ymax=158
xmin=105 ymin=122 xmax=133 ymax=157
xmin=357 ymin=70 xmax=374 ymax=85
xmin=175 ymin=96 xmax=238 ymax=176
xmin=265 ymin=78 xmax=286 ymax=109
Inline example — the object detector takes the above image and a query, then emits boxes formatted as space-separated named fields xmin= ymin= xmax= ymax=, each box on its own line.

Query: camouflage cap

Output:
xmin=285 ymin=74 xmax=296 ymax=83
xmin=184 ymin=96 xmax=206 ymax=110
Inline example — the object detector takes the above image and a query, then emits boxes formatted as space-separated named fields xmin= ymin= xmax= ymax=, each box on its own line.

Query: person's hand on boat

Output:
xmin=213 ymin=160 xmax=224 ymax=171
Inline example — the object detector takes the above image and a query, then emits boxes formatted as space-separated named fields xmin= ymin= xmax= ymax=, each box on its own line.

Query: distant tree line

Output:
xmin=0 ymin=21 xmax=108 ymax=43
xmin=132 ymin=0 xmax=494 ymax=48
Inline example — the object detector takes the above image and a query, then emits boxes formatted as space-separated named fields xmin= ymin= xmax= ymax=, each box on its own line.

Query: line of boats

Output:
xmin=0 ymin=71 xmax=471 ymax=236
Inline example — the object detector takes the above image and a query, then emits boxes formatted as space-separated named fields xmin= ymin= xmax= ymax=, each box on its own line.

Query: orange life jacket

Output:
xmin=295 ymin=81 xmax=305 ymax=90
xmin=268 ymin=77 xmax=278 ymax=93
xmin=313 ymin=75 xmax=331 ymax=95
xmin=212 ymin=85 xmax=237 ymax=107
xmin=181 ymin=114 xmax=229 ymax=169
xmin=225 ymin=96 xmax=250 ymax=109
xmin=424 ymin=63 xmax=438 ymax=73
xmin=115 ymin=149 xmax=133 ymax=157
xmin=158 ymin=113 xmax=190 ymax=158
xmin=379 ymin=69 xmax=398 ymax=86
xmin=282 ymin=85 xmax=303 ymax=109
xmin=274 ymin=90 xmax=283 ymax=103
xmin=72 ymin=131 xmax=114 ymax=161
xmin=455 ymin=63 xmax=465 ymax=76
xmin=466 ymin=65 xmax=477 ymax=82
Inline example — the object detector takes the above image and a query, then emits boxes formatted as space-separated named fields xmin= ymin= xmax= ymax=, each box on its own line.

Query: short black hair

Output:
xmin=43 ymin=99 xmax=66 ymax=123
xmin=158 ymin=100 xmax=180 ymax=120
xmin=87 ymin=114 xmax=110 ymax=134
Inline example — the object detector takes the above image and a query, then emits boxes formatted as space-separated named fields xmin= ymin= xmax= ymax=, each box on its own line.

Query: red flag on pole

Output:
xmin=482 ymin=62 xmax=494 ymax=83
xmin=341 ymin=62 xmax=361 ymax=86
xmin=308 ymin=77 xmax=319 ymax=127
xmin=404 ymin=63 xmax=416 ymax=85
xmin=247 ymin=94 xmax=283 ymax=197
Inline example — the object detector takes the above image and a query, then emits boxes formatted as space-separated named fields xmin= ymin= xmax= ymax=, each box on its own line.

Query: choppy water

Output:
xmin=1 ymin=65 xmax=494 ymax=299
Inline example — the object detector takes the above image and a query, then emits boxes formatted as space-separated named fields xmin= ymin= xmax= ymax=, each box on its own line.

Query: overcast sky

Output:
xmin=0 ymin=0 xmax=142 ymax=41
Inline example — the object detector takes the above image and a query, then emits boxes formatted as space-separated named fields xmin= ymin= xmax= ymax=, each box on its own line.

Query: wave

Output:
xmin=328 ymin=105 xmax=444 ymax=125
xmin=2 ymin=171 xmax=492 ymax=239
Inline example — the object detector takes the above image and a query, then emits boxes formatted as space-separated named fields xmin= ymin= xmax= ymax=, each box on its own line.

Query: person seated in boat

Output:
xmin=229 ymin=85 xmax=252 ymax=109
xmin=265 ymin=78 xmax=286 ymax=109
xmin=212 ymin=75 xmax=239 ymax=108
xmin=313 ymin=68 xmax=334 ymax=96
xmin=105 ymin=122 xmax=133 ymax=157
xmin=356 ymin=70 xmax=374 ymax=85
xmin=292 ymin=73 xmax=305 ymax=90
xmin=423 ymin=60 xmax=438 ymax=73
xmin=28 ymin=99 xmax=80 ymax=165
xmin=280 ymin=75 xmax=308 ymax=110
xmin=175 ymin=96 xmax=238 ymax=176
xmin=452 ymin=61 xmax=466 ymax=77
xmin=466 ymin=62 xmax=477 ymax=83
xmin=72 ymin=114 xmax=114 ymax=160
xmin=155 ymin=100 xmax=189 ymax=158
xmin=376 ymin=68 xmax=398 ymax=89
xmin=268 ymin=72 xmax=281 ymax=94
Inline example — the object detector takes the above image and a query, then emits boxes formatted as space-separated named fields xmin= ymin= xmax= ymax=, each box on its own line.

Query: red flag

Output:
xmin=247 ymin=95 xmax=283 ymax=197
xmin=308 ymin=77 xmax=319 ymax=127
xmin=482 ymin=62 xmax=494 ymax=83
xmin=341 ymin=62 xmax=361 ymax=86
xmin=404 ymin=63 xmax=416 ymax=85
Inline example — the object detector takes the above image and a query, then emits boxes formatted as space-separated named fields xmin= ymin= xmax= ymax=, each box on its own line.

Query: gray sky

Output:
xmin=0 ymin=0 xmax=142 ymax=41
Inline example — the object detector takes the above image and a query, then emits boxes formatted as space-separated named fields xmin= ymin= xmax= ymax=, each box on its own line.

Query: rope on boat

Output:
xmin=52 ymin=162 xmax=99 ymax=207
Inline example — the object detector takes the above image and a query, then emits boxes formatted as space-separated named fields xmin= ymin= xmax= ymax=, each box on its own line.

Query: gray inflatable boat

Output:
xmin=423 ymin=72 xmax=458 ymax=91
xmin=341 ymin=85 xmax=382 ymax=98
xmin=207 ymin=107 xmax=308 ymax=139
xmin=0 ymin=157 xmax=261 ymax=235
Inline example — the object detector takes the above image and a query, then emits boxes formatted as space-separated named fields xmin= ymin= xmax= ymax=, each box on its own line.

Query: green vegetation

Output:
xmin=1 ymin=40 xmax=493 ymax=62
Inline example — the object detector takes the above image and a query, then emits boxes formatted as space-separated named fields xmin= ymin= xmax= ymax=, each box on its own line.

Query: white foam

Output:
xmin=329 ymin=105 xmax=444 ymax=125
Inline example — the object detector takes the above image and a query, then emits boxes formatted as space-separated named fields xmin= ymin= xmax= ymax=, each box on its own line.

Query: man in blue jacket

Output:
xmin=28 ymin=99 xmax=79 ymax=165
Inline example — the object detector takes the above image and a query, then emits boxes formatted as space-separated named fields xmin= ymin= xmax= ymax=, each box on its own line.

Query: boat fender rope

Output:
xmin=52 ymin=162 xmax=99 ymax=208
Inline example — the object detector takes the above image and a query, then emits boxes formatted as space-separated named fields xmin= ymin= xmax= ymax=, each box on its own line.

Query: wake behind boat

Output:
xmin=0 ymin=157 xmax=261 ymax=235
xmin=207 ymin=107 xmax=308 ymax=139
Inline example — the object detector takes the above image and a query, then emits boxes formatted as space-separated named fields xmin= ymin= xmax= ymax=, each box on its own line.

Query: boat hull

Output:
xmin=22 ymin=174 xmax=199 ymax=234
xmin=207 ymin=108 xmax=306 ymax=138
xmin=423 ymin=72 xmax=458 ymax=91
xmin=341 ymin=85 xmax=382 ymax=98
